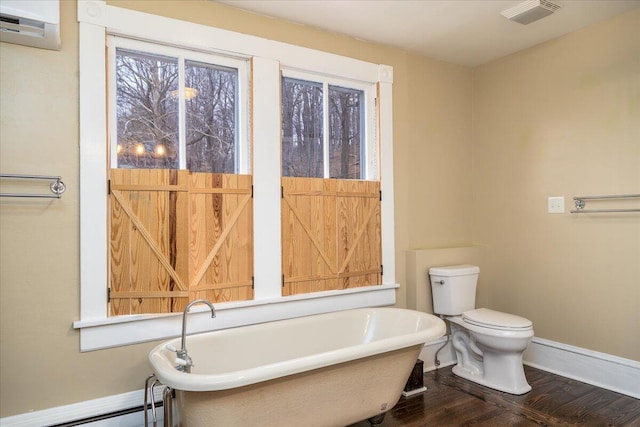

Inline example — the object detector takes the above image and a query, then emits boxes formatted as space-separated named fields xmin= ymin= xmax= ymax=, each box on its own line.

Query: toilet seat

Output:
xmin=463 ymin=308 xmax=532 ymax=331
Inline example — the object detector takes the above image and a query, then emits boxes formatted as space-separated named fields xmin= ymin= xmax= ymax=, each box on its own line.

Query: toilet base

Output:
xmin=452 ymin=364 xmax=531 ymax=395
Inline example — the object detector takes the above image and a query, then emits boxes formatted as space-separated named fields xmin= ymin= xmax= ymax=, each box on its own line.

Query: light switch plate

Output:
xmin=548 ymin=196 xmax=564 ymax=213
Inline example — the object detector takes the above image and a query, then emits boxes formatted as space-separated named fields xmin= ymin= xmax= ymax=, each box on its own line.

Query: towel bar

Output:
xmin=0 ymin=173 xmax=67 ymax=198
xmin=571 ymin=194 xmax=640 ymax=213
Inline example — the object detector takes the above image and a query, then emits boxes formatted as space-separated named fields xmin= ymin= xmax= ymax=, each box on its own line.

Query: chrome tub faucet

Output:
xmin=175 ymin=299 xmax=216 ymax=373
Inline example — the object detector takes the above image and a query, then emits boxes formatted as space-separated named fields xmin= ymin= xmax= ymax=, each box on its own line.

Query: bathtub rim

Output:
xmin=149 ymin=307 xmax=446 ymax=391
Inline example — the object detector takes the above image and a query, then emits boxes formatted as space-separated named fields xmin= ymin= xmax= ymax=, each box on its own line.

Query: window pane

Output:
xmin=281 ymin=77 xmax=324 ymax=177
xmin=116 ymin=48 xmax=179 ymax=169
xmin=329 ymin=85 xmax=364 ymax=179
xmin=185 ymin=60 xmax=238 ymax=173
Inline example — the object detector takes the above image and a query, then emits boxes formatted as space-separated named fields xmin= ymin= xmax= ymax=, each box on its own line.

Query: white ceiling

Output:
xmin=218 ymin=0 xmax=640 ymax=66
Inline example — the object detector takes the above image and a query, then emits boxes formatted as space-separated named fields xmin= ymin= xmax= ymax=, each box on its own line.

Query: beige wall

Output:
xmin=0 ymin=0 xmax=472 ymax=417
xmin=472 ymin=9 xmax=640 ymax=360
xmin=406 ymin=57 xmax=474 ymax=249
xmin=0 ymin=0 xmax=636 ymax=419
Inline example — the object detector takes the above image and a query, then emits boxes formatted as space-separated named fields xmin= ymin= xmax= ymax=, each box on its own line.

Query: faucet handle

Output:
xmin=165 ymin=343 xmax=178 ymax=353
xmin=174 ymin=358 xmax=188 ymax=367
xmin=174 ymin=354 xmax=193 ymax=372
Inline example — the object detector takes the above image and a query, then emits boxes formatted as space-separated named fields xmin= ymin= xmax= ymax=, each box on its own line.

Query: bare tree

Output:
xmin=185 ymin=60 xmax=237 ymax=173
xmin=116 ymin=48 xmax=179 ymax=168
xmin=329 ymin=87 xmax=362 ymax=179
xmin=282 ymin=77 xmax=363 ymax=179
xmin=282 ymin=78 xmax=323 ymax=177
xmin=116 ymin=55 xmax=364 ymax=179
xmin=115 ymin=50 xmax=238 ymax=173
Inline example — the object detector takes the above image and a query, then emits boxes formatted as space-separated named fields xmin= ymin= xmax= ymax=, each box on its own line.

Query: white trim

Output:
xmin=378 ymin=79 xmax=395 ymax=284
xmin=251 ymin=56 xmax=282 ymax=300
xmin=77 ymin=0 xmax=395 ymax=351
xmin=78 ymin=1 xmax=381 ymax=83
xmin=76 ymin=284 xmax=398 ymax=351
xmin=79 ymin=20 xmax=109 ymax=321
xmin=323 ymin=80 xmax=330 ymax=178
xmin=364 ymin=84 xmax=377 ymax=181
xmin=524 ymin=337 xmax=640 ymax=399
xmin=281 ymin=68 xmax=375 ymax=90
xmin=0 ymin=386 xmax=164 ymax=427
xmin=378 ymin=65 xmax=394 ymax=84
xmin=401 ymin=386 xmax=427 ymax=397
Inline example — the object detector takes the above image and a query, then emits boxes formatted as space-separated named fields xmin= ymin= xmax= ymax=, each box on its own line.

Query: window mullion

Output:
xmin=178 ymin=56 xmax=187 ymax=170
xmin=323 ymin=82 xmax=330 ymax=178
xmin=367 ymin=87 xmax=378 ymax=181
xmin=107 ymin=38 xmax=118 ymax=169
xmin=235 ymin=65 xmax=243 ymax=174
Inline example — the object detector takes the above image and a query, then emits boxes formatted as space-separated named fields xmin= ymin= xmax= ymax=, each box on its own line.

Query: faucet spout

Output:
xmin=177 ymin=299 xmax=216 ymax=373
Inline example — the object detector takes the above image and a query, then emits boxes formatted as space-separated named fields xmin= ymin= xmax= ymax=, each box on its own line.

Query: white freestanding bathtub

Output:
xmin=149 ymin=307 xmax=446 ymax=426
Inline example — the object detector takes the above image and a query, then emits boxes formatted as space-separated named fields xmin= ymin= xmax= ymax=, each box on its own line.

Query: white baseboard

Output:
xmin=420 ymin=335 xmax=640 ymax=399
xmin=0 ymin=386 xmax=164 ymax=427
xmin=524 ymin=337 xmax=640 ymax=399
xmin=3 ymin=337 xmax=638 ymax=426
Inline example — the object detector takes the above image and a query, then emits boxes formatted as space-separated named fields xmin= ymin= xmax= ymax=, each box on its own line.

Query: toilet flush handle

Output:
xmin=433 ymin=280 xmax=445 ymax=285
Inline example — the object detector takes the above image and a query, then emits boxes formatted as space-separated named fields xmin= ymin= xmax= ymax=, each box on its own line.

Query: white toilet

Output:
xmin=429 ymin=265 xmax=534 ymax=395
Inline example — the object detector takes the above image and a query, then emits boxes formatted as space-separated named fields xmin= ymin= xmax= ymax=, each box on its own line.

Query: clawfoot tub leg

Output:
xmin=368 ymin=413 xmax=386 ymax=426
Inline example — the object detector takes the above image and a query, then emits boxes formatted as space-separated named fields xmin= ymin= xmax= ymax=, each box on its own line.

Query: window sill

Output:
xmin=73 ymin=283 xmax=399 ymax=351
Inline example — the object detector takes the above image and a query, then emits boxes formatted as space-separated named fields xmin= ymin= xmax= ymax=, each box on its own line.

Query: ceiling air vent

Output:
xmin=0 ymin=0 xmax=60 ymax=50
xmin=501 ymin=0 xmax=561 ymax=25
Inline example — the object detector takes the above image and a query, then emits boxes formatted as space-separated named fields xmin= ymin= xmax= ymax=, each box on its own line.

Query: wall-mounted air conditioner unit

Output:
xmin=0 ymin=0 xmax=60 ymax=50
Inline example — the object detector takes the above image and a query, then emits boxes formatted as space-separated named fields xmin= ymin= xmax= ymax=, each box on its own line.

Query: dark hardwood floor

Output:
xmin=348 ymin=365 xmax=640 ymax=427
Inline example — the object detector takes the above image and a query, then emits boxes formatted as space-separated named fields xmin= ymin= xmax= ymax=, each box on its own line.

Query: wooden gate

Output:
xmin=109 ymin=169 xmax=253 ymax=315
xmin=281 ymin=177 xmax=382 ymax=295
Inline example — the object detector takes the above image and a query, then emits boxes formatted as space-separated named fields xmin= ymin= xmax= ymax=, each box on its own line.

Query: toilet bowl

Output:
xmin=447 ymin=308 xmax=533 ymax=394
xmin=429 ymin=265 xmax=534 ymax=395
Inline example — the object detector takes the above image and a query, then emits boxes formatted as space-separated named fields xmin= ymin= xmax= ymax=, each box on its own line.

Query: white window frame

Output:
xmin=281 ymin=69 xmax=378 ymax=180
xmin=75 ymin=0 xmax=396 ymax=351
xmin=107 ymin=36 xmax=250 ymax=172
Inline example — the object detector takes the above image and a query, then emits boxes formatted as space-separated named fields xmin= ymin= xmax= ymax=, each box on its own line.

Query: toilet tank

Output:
xmin=428 ymin=265 xmax=480 ymax=316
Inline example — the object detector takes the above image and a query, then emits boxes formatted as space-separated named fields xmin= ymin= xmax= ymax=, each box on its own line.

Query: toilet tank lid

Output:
xmin=429 ymin=265 xmax=480 ymax=276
